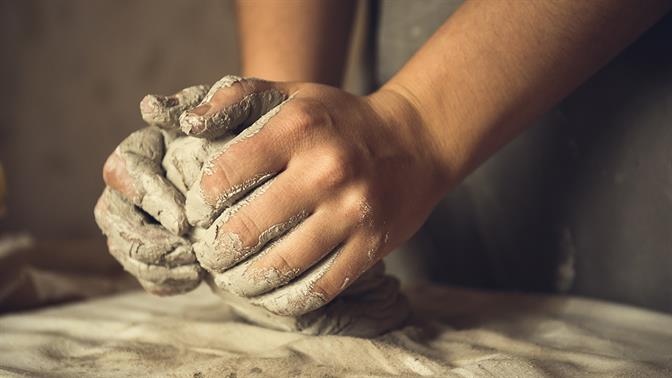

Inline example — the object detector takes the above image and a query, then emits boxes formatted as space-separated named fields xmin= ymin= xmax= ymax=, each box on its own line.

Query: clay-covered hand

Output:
xmin=94 ymin=85 xmax=208 ymax=295
xmin=179 ymin=76 xmax=443 ymax=316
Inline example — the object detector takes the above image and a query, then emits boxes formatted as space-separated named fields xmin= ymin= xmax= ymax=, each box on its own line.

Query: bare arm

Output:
xmin=235 ymin=0 xmax=357 ymax=86
xmin=382 ymin=0 xmax=671 ymax=188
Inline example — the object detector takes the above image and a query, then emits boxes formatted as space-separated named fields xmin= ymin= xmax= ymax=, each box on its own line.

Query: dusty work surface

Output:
xmin=1 ymin=283 xmax=671 ymax=377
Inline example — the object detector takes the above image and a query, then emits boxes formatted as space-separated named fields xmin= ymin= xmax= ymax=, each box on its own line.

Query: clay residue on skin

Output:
xmin=244 ymin=210 xmax=309 ymax=262
xmin=194 ymin=188 xmax=310 ymax=278
xmin=243 ymin=264 xmax=302 ymax=295
xmin=340 ymin=277 xmax=351 ymax=290
xmin=359 ymin=200 xmax=374 ymax=226
xmin=190 ymin=172 xmax=274 ymax=227
xmin=209 ymin=217 xmax=311 ymax=298
xmin=185 ymin=97 xmax=291 ymax=228
xmin=141 ymin=84 xmax=209 ymax=129
xmin=180 ymin=75 xmax=288 ymax=139
xmin=162 ymin=136 xmax=211 ymax=194
xmin=191 ymin=179 xmax=273 ymax=273
xmin=112 ymin=128 xmax=189 ymax=235
xmin=94 ymin=188 xmax=202 ymax=295
xmin=356 ymin=199 xmax=385 ymax=263
xmin=249 ymin=248 xmax=341 ymax=316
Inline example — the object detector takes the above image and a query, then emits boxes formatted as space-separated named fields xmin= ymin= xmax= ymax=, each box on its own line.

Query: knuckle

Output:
xmin=123 ymin=128 xmax=164 ymax=160
xmin=287 ymin=102 xmax=314 ymax=134
xmin=225 ymin=210 xmax=260 ymax=248
xmin=284 ymin=100 xmax=329 ymax=135
xmin=341 ymin=190 xmax=367 ymax=220
xmin=311 ymin=279 xmax=338 ymax=302
xmin=313 ymin=149 xmax=353 ymax=190
xmin=267 ymin=251 xmax=296 ymax=277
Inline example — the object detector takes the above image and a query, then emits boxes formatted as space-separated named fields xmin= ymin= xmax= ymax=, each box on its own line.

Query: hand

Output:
xmin=94 ymin=85 xmax=209 ymax=295
xmin=179 ymin=76 xmax=444 ymax=315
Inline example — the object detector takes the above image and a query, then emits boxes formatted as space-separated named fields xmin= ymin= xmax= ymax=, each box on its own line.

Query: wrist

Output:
xmin=365 ymin=86 xmax=455 ymax=200
xmin=368 ymin=83 xmax=459 ymax=194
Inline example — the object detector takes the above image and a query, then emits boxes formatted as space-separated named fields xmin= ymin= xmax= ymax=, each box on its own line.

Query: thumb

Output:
xmin=179 ymin=75 xmax=288 ymax=139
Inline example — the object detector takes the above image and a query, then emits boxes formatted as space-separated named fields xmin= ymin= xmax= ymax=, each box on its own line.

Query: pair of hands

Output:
xmin=95 ymin=76 xmax=445 ymax=316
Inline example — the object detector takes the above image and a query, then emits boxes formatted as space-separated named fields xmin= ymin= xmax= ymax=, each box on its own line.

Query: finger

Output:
xmin=162 ymin=136 xmax=212 ymax=195
xmin=140 ymin=84 xmax=209 ymax=130
xmin=103 ymin=127 xmax=189 ymax=235
xmin=179 ymin=75 xmax=288 ymax=139
xmin=94 ymin=188 xmax=202 ymax=295
xmin=95 ymin=188 xmax=198 ymax=267
xmin=247 ymin=246 xmax=342 ymax=317
xmin=250 ymin=233 xmax=381 ymax=317
xmin=185 ymin=97 xmax=318 ymax=227
xmin=210 ymin=209 xmax=349 ymax=297
xmin=192 ymin=172 xmax=313 ymax=273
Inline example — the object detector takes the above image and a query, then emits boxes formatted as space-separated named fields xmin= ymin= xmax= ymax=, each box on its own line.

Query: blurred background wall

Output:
xmin=0 ymin=0 xmax=240 ymax=240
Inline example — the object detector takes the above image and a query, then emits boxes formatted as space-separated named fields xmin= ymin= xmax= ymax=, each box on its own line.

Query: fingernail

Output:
xmin=180 ymin=105 xmax=210 ymax=135
xmin=189 ymin=103 xmax=212 ymax=116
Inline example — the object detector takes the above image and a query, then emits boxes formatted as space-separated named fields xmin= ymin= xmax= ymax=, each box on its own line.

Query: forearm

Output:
xmin=235 ymin=0 xmax=356 ymax=86
xmin=383 ymin=0 xmax=670 ymax=189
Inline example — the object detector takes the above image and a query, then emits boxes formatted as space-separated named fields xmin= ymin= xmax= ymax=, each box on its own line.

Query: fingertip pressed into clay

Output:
xmin=183 ymin=97 xmax=289 ymax=228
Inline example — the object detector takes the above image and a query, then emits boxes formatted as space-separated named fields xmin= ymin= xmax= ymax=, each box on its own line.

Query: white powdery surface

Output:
xmin=1 ymin=284 xmax=671 ymax=377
